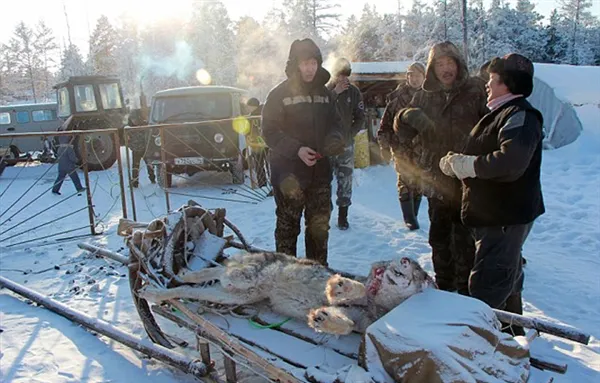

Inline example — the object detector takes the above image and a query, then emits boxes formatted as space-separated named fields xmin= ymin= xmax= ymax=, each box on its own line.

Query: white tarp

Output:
xmin=364 ymin=289 xmax=530 ymax=383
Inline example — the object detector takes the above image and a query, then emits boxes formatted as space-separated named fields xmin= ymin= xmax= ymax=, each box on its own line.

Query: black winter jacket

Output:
xmin=462 ymin=97 xmax=545 ymax=227
xmin=262 ymin=68 xmax=344 ymax=189
xmin=326 ymin=83 xmax=365 ymax=146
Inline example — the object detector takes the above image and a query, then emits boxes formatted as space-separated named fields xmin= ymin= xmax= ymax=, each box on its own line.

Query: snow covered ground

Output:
xmin=2 ymin=99 xmax=600 ymax=381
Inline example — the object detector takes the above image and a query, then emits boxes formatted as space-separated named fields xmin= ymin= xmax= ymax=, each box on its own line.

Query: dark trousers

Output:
xmin=52 ymin=168 xmax=83 ymax=193
xmin=428 ymin=197 xmax=475 ymax=294
xmin=131 ymin=150 xmax=155 ymax=186
xmin=273 ymin=182 xmax=332 ymax=266
xmin=469 ymin=223 xmax=532 ymax=310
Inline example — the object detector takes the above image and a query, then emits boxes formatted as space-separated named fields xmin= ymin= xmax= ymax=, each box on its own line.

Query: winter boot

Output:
xmin=337 ymin=206 xmax=349 ymax=230
xmin=400 ymin=198 xmax=419 ymax=230
xmin=413 ymin=194 xmax=422 ymax=216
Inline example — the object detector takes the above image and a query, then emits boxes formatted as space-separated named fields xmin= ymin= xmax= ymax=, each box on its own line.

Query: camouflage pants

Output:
xmin=273 ymin=182 xmax=332 ymax=266
xmin=131 ymin=150 xmax=155 ymax=186
xmin=428 ymin=197 xmax=475 ymax=295
xmin=331 ymin=145 xmax=354 ymax=207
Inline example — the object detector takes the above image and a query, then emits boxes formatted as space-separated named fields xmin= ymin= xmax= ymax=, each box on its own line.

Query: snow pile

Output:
xmin=364 ymin=289 xmax=530 ymax=383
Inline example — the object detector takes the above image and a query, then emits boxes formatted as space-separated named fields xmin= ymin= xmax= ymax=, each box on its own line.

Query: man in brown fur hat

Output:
xmin=394 ymin=41 xmax=489 ymax=295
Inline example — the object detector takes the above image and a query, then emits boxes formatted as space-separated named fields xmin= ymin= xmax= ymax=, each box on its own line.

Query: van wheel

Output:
xmin=9 ymin=145 xmax=20 ymax=159
xmin=230 ymin=154 xmax=244 ymax=185
xmin=156 ymin=164 xmax=172 ymax=188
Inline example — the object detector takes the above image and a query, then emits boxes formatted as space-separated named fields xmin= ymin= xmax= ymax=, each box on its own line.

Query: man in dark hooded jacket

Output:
xmin=394 ymin=41 xmax=489 ymax=294
xmin=262 ymin=38 xmax=345 ymax=266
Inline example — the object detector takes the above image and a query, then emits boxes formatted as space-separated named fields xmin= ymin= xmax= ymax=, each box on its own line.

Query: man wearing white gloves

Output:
xmin=439 ymin=53 xmax=545 ymax=335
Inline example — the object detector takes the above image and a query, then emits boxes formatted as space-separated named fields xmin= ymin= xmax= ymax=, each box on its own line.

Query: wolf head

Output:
xmin=370 ymin=257 xmax=435 ymax=311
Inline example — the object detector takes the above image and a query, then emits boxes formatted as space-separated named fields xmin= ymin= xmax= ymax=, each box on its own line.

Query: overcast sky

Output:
xmin=2 ymin=0 xmax=599 ymax=56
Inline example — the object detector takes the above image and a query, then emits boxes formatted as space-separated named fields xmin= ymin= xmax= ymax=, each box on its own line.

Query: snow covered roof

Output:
xmin=533 ymin=64 xmax=600 ymax=106
xmin=154 ymin=86 xmax=248 ymax=98
xmin=351 ymin=61 xmax=414 ymax=74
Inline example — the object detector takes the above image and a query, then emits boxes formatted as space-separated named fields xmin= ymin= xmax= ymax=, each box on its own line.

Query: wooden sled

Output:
xmin=119 ymin=202 xmax=590 ymax=383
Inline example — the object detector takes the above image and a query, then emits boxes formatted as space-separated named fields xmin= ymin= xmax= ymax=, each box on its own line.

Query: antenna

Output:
xmin=62 ymin=0 xmax=72 ymax=46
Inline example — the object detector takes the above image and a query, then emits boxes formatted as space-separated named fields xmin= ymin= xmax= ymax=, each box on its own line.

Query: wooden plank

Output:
xmin=254 ymin=310 xmax=361 ymax=360
xmin=168 ymin=300 xmax=304 ymax=383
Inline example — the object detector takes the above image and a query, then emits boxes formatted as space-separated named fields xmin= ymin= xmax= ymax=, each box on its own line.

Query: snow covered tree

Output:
xmin=113 ymin=14 xmax=142 ymax=104
xmin=559 ymin=0 xmax=595 ymax=64
xmin=510 ymin=0 xmax=545 ymax=61
xmin=188 ymin=1 xmax=237 ymax=85
xmin=484 ymin=0 xmax=516 ymax=58
xmin=281 ymin=0 xmax=340 ymax=42
xmin=139 ymin=18 xmax=193 ymax=97
xmin=10 ymin=22 xmax=43 ymax=102
xmin=88 ymin=15 xmax=118 ymax=75
xmin=33 ymin=21 xmax=58 ymax=101
xmin=468 ymin=0 xmax=489 ymax=69
xmin=403 ymin=0 xmax=437 ymax=60
xmin=542 ymin=9 xmax=569 ymax=63
xmin=58 ymin=43 xmax=87 ymax=81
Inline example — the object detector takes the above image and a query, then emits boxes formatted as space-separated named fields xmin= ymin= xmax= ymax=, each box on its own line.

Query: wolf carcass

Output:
xmin=139 ymin=251 xmax=436 ymax=335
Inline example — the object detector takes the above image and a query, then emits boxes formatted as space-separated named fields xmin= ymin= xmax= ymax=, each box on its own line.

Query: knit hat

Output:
xmin=407 ymin=62 xmax=425 ymax=75
xmin=331 ymin=57 xmax=352 ymax=77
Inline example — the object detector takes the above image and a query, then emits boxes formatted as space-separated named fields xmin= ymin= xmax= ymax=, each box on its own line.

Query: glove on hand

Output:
xmin=400 ymin=108 xmax=436 ymax=133
xmin=439 ymin=152 xmax=456 ymax=177
xmin=447 ymin=154 xmax=477 ymax=180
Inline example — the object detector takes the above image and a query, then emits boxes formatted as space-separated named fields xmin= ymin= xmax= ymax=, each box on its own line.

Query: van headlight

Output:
xmin=214 ymin=133 xmax=224 ymax=143
xmin=154 ymin=136 xmax=161 ymax=146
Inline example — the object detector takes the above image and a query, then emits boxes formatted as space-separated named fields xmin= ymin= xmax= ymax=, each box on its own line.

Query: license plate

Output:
xmin=174 ymin=157 xmax=204 ymax=165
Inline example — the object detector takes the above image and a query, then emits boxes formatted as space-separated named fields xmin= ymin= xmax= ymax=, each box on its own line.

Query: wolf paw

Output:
xmin=137 ymin=285 xmax=165 ymax=302
xmin=325 ymin=274 xmax=366 ymax=305
xmin=308 ymin=306 xmax=355 ymax=335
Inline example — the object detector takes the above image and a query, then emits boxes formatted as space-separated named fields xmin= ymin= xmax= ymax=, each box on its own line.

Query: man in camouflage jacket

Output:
xmin=377 ymin=62 xmax=425 ymax=231
xmin=395 ymin=41 xmax=489 ymax=294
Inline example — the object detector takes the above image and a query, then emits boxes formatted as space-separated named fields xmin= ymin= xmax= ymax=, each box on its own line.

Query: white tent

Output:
xmin=530 ymin=64 xmax=600 ymax=149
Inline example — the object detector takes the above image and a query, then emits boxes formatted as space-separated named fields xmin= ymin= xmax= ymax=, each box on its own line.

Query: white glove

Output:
xmin=439 ymin=152 xmax=456 ymax=177
xmin=447 ymin=154 xmax=477 ymax=180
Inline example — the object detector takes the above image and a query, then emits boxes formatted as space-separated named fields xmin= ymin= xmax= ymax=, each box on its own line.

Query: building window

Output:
xmin=32 ymin=109 xmax=58 ymax=122
xmin=0 ymin=112 xmax=10 ymax=125
xmin=16 ymin=111 xmax=30 ymax=124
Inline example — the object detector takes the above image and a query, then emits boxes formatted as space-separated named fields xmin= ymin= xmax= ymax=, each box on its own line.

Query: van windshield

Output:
xmin=152 ymin=93 xmax=232 ymax=123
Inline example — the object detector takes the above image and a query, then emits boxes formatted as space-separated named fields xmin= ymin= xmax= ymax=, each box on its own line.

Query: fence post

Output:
xmin=123 ymin=129 xmax=137 ymax=221
xmin=160 ymin=126 xmax=171 ymax=212
xmin=79 ymin=135 xmax=96 ymax=235
xmin=113 ymin=131 xmax=128 ymax=219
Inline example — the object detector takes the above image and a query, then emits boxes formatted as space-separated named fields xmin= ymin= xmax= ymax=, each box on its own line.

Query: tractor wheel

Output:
xmin=72 ymin=118 xmax=117 ymax=171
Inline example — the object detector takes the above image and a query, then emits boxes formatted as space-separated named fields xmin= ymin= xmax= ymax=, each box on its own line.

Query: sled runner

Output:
xmin=117 ymin=201 xmax=589 ymax=383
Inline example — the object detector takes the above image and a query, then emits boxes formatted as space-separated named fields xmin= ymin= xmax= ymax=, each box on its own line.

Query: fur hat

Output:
xmin=423 ymin=41 xmax=469 ymax=91
xmin=331 ymin=57 xmax=352 ymax=77
xmin=488 ymin=53 xmax=534 ymax=97
xmin=407 ymin=62 xmax=425 ymax=75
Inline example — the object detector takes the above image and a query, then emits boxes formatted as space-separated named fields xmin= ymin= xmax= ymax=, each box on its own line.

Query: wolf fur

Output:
xmin=138 ymin=252 xmax=434 ymax=335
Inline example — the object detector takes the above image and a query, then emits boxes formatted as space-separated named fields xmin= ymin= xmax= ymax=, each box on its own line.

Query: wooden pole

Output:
xmin=79 ymin=136 xmax=96 ymax=235
xmin=123 ymin=131 xmax=137 ymax=221
xmin=0 ymin=275 xmax=209 ymax=379
xmin=160 ymin=126 xmax=170 ymax=212
xmin=169 ymin=300 xmax=303 ymax=383
xmin=493 ymin=309 xmax=590 ymax=345
xmin=113 ymin=131 xmax=128 ymax=219
xmin=77 ymin=242 xmax=129 ymax=265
